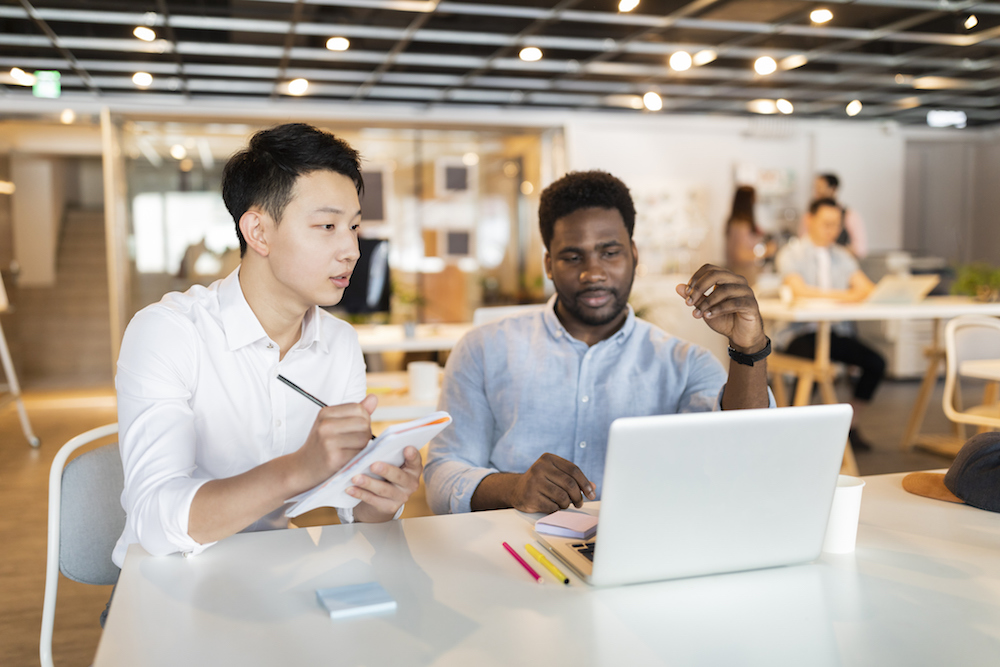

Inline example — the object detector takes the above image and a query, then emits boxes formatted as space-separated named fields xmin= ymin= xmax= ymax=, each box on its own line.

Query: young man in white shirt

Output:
xmin=112 ymin=124 xmax=422 ymax=575
xmin=776 ymin=198 xmax=885 ymax=451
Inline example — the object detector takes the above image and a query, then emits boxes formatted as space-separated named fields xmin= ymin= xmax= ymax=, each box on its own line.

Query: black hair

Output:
xmin=809 ymin=197 xmax=841 ymax=215
xmin=222 ymin=123 xmax=364 ymax=256
xmin=818 ymin=173 xmax=840 ymax=190
xmin=538 ymin=170 xmax=635 ymax=250
xmin=727 ymin=185 xmax=760 ymax=235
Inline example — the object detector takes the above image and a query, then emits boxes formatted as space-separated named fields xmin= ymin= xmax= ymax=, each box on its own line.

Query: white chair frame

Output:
xmin=40 ymin=423 xmax=119 ymax=667
xmin=943 ymin=315 xmax=1000 ymax=431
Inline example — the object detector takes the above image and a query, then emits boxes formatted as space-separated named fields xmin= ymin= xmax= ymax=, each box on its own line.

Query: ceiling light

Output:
xmin=462 ymin=152 xmax=479 ymax=166
xmin=326 ymin=36 xmax=350 ymax=51
xmin=780 ymin=54 xmax=808 ymax=70
xmin=60 ymin=109 xmax=75 ymax=124
xmin=965 ymin=15 xmax=978 ymax=30
xmin=10 ymin=67 xmax=35 ymax=86
xmin=170 ymin=144 xmax=187 ymax=160
xmin=754 ymin=57 xmax=777 ymax=76
xmin=520 ymin=181 xmax=534 ymax=195
xmin=669 ymin=51 xmax=692 ymax=72
xmin=133 ymin=26 xmax=156 ymax=42
xmin=776 ymin=99 xmax=794 ymax=114
xmin=846 ymin=99 xmax=863 ymax=116
xmin=748 ymin=99 xmax=778 ymax=115
xmin=179 ymin=158 xmax=195 ymax=172
xmin=619 ymin=0 xmax=640 ymax=11
xmin=287 ymin=78 xmax=309 ymax=95
xmin=895 ymin=97 xmax=921 ymax=109
xmin=132 ymin=71 xmax=153 ymax=87
xmin=0 ymin=181 xmax=15 ymax=195
xmin=693 ymin=50 xmax=717 ymax=66
xmin=927 ymin=110 xmax=967 ymax=129
xmin=810 ymin=9 xmax=833 ymax=24
xmin=643 ymin=91 xmax=663 ymax=111
xmin=895 ymin=73 xmax=906 ymax=84
xmin=519 ymin=47 xmax=542 ymax=62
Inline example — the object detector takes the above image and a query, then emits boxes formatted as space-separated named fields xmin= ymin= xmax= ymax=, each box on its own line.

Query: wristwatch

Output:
xmin=728 ymin=336 xmax=771 ymax=366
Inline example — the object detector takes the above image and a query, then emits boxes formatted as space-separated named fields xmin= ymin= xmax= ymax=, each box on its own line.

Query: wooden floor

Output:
xmin=0 ymin=378 xmax=961 ymax=667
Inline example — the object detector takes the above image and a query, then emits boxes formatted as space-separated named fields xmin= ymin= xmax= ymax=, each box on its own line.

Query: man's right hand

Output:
xmin=508 ymin=453 xmax=596 ymax=513
xmin=293 ymin=394 xmax=378 ymax=491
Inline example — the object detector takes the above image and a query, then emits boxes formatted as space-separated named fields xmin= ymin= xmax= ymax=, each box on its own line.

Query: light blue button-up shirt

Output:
xmin=425 ymin=295 xmax=732 ymax=514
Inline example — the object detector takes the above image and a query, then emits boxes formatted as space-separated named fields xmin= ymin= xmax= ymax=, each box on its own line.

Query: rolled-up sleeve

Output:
xmin=424 ymin=332 xmax=499 ymax=514
xmin=113 ymin=308 xmax=215 ymax=565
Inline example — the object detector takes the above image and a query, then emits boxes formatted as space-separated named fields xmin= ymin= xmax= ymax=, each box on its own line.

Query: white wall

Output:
xmin=564 ymin=114 xmax=906 ymax=266
xmin=11 ymin=155 xmax=66 ymax=286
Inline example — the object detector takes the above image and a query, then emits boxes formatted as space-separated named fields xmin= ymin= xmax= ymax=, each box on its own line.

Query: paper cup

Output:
xmin=822 ymin=475 xmax=865 ymax=554
xmin=407 ymin=361 xmax=440 ymax=401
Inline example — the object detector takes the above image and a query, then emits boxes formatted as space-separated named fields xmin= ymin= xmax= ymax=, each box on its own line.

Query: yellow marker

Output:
xmin=525 ymin=543 xmax=569 ymax=585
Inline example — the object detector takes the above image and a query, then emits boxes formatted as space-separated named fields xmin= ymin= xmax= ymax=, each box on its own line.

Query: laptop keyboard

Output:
xmin=571 ymin=541 xmax=596 ymax=562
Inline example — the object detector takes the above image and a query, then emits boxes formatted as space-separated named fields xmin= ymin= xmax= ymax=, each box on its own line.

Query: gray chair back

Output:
xmin=59 ymin=442 xmax=125 ymax=585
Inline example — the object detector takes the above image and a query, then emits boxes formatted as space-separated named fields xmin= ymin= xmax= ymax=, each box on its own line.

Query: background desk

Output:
xmin=367 ymin=371 xmax=438 ymax=423
xmin=355 ymin=324 xmax=472 ymax=354
xmin=758 ymin=297 xmax=1000 ymax=452
xmin=96 ymin=472 xmax=1000 ymax=667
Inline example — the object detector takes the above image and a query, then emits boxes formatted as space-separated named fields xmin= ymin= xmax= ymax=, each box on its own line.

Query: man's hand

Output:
xmin=508 ymin=453 xmax=595 ymax=514
xmin=294 ymin=394 xmax=379 ymax=491
xmin=350 ymin=446 xmax=424 ymax=523
xmin=676 ymin=264 xmax=767 ymax=353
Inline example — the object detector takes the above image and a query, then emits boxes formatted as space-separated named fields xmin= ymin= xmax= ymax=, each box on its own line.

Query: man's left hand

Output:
xmin=676 ymin=264 xmax=767 ymax=353
xmin=348 ymin=446 xmax=423 ymax=522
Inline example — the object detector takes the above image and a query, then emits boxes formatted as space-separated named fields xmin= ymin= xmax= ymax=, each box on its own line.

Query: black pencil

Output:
xmin=277 ymin=375 xmax=327 ymax=408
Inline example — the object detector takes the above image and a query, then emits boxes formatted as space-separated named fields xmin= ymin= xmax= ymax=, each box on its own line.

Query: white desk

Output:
xmin=368 ymin=371 xmax=439 ymax=423
xmin=758 ymin=297 xmax=1000 ymax=450
xmin=355 ymin=324 xmax=472 ymax=354
xmin=96 ymin=472 xmax=1000 ymax=667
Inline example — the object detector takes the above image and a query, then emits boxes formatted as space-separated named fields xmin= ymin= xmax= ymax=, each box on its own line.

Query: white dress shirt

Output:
xmin=112 ymin=268 xmax=366 ymax=566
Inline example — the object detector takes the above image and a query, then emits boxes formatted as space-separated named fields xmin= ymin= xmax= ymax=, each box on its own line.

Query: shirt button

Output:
xmin=580 ymin=441 xmax=587 ymax=448
xmin=581 ymin=396 xmax=589 ymax=403
xmin=266 ymin=343 xmax=274 ymax=349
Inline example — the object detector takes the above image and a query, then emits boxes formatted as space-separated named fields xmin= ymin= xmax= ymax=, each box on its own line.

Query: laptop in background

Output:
xmin=536 ymin=404 xmax=853 ymax=587
xmin=865 ymin=274 xmax=939 ymax=305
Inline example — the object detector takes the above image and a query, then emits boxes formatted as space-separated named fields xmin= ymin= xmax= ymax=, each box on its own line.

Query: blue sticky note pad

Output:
xmin=316 ymin=582 xmax=397 ymax=620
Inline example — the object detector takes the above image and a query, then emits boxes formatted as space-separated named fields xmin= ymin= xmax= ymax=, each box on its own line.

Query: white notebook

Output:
xmin=285 ymin=411 xmax=452 ymax=517
xmin=316 ymin=582 xmax=396 ymax=620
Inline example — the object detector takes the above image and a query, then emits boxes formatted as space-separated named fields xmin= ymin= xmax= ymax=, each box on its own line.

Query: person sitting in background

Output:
xmin=776 ymin=197 xmax=885 ymax=451
xmin=425 ymin=170 xmax=774 ymax=515
xmin=725 ymin=185 xmax=775 ymax=285
xmin=798 ymin=173 xmax=868 ymax=258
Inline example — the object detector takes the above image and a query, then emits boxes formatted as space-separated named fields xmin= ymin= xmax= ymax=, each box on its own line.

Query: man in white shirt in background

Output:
xmin=777 ymin=197 xmax=885 ymax=451
xmin=112 ymin=124 xmax=422 ymax=582
xmin=798 ymin=173 xmax=868 ymax=258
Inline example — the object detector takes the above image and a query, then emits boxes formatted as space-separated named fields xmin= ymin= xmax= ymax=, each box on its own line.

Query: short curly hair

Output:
xmin=538 ymin=170 xmax=635 ymax=250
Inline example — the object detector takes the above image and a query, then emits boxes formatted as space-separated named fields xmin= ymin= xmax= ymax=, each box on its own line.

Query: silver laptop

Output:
xmin=866 ymin=274 xmax=939 ymax=304
xmin=535 ymin=404 xmax=853 ymax=587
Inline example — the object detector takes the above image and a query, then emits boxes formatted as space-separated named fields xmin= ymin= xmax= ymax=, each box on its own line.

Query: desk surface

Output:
xmin=368 ymin=371 xmax=438 ymax=423
xmin=95 ymin=472 xmax=1000 ymax=667
xmin=758 ymin=296 xmax=1000 ymax=322
xmin=959 ymin=359 xmax=1000 ymax=382
xmin=355 ymin=323 xmax=472 ymax=353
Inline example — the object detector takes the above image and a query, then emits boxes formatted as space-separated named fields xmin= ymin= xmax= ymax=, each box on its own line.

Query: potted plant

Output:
xmin=952 ymin=263 xmax=1000 ymax=302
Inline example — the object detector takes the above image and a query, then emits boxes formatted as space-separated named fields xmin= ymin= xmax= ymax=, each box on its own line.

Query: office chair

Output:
xmin=40 ymin=423 xmax=122 ymax=667
xmin=943 ymin=315 xmax=1000 ymax=433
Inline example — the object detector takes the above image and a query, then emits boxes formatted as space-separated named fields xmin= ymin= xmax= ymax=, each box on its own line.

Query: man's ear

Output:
xmin=631 ymin=240 xmax=639 ymax=267
xmin=543 ymin=250 xmax=552 ymax=280
xmin=240 ymin=209 xmax=270 ymax=258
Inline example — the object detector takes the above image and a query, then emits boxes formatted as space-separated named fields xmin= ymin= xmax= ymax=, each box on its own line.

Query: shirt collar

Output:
xmin=542 ymin=293 xmax=636 ymax=346
xmin=218 ymin=267 xmax=327 ymax=353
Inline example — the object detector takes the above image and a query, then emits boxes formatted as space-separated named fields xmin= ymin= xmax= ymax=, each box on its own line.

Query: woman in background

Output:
xmin=725 ymin=185 xmax=775 ymax=286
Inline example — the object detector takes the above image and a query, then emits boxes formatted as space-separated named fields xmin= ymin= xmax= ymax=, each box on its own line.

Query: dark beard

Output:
xmin=558 ymin=286 xmax=631 ymax=327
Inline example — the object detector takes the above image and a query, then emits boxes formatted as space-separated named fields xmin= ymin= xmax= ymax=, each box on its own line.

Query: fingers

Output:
xmin=346 ymin=447 xmax=422 ymax=511
xmin=546 ymin=455 xmax=596 ymax=501
xmin=360 ymin=393 xmax=379 ymax=415
xmin=690 ymin=283 xmax=758 ymax=319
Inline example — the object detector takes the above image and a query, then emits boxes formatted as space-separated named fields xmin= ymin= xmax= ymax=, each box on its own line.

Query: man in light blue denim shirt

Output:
xmin=425 ymin=171 xmax=773 ymax=515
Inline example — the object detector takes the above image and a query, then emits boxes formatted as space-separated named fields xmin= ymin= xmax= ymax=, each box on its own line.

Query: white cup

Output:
xmin=822 ymin=475 xmax=866 ymax=554
xmin=407 ymin=361 xmax=440 ymax=402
